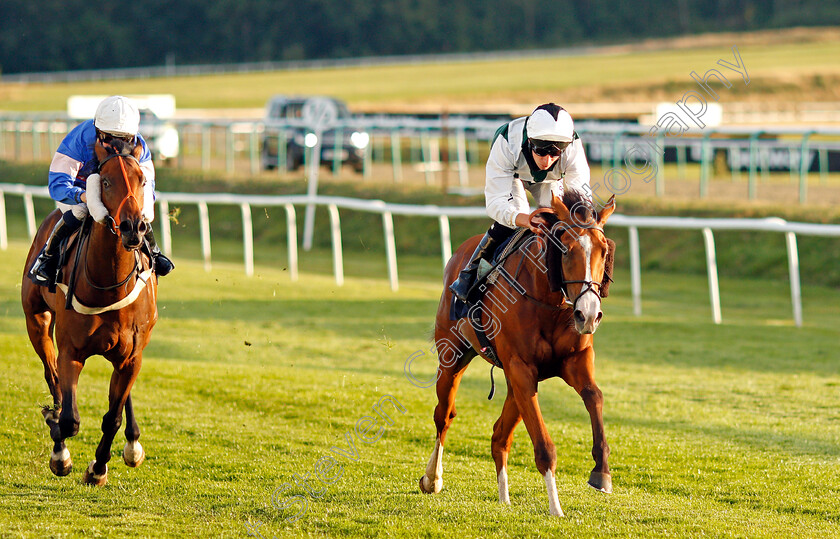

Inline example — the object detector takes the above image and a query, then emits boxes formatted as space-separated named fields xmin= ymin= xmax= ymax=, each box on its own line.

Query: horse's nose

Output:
xmin=119 ymin=219 xmax=146 ymax=248
xmin=574 ymin=309 xmax=603 ymax=335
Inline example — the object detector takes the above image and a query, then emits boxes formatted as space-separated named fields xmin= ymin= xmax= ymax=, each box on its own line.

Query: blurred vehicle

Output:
xmin=262 ymin=96 xmax=369 ymax=172
xmin=138 ymin=108 xmax=179 ymax=163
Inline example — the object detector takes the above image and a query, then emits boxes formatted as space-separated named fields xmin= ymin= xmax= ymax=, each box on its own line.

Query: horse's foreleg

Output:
xmin=122 ymin=394 xmax=145 ymax=467
xmin=419 ymin=348 xmax=472 ymax=495
xmin=84 ymin=356 xmax=141 ymax=486
xmin=491 ymin=379 xmax=520 ymax=505
xmin=23 ymin=308 xmax=71 ymax=475
xmin=563 ymin=350 xmax=612 ymax=494
xmin=507 ymin=357 xmax=563 ymax=517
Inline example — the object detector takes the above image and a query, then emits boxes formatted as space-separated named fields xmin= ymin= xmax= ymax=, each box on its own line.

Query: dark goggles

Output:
xmin=529 ymin=139 xmax=570 ymax=157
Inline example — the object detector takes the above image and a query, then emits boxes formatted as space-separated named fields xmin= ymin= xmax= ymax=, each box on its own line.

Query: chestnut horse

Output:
xmin=21 ymin=139 xmax=157 ymax=486
xmin=420 ymin=193 xmax=616 ymax=517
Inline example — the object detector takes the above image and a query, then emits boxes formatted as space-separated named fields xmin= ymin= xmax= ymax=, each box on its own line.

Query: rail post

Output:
xmin=382 ymin=211 xmax=399 ymax=291
xmin=241 ymin=202 xmax=254 ymax=277
xmin=786 ymin=231 xmax=803 ymax=327
xmin=284 ymin=203 xmax=298 ymax=282
xmin=628 ymin=226 xmax=642 ymax=316
xmin=198 ymin=201 xmax=212 ymax=272
xmin=327 ymin=204 xmax=344 ymax=286
xmin=702 ymin=227 xmax=722 ymax=324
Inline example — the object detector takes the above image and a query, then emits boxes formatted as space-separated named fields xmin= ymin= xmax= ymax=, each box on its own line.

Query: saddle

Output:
xmin=449 ymin=228 xmax=532 ymax=322
xmin=49 ymin=220 xmax=89 ymax=294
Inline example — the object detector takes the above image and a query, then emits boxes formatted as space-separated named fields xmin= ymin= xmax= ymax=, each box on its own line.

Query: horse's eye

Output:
xmin=102 ymin=178 xmax=111 ymax=189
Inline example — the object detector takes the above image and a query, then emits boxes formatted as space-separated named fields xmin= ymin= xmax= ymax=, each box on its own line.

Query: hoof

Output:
xmin=49 ymin=448 xmax=72 ymax=477
xmin=419 ymin=475 xmax=442 ymax=494
xmin=588 ymin=471 xmax=612 ymax=494
xmin=82 ymin=461 xmax=108 ymax=486
xmin=123 ymin=440 xmax=145 ymax=468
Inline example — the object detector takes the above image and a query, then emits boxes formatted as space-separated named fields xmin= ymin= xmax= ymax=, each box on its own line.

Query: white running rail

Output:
xmin=3 ymin=183 xmax=840 ymax=327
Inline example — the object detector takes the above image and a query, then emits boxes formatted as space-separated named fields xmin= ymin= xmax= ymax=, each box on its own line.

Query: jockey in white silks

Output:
xmin=449 ymin=103 xmax=593 ymax=302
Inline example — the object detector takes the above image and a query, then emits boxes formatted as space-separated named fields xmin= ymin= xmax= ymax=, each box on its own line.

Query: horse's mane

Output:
xmin=102 ymin=138 xmax=138 ymax=157
xmin=539 ymin=190 xmax=601 ymax=294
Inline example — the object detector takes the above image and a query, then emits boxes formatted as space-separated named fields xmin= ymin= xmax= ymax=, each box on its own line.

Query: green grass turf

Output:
xmin=1 ymin=39 xmax=838 ymax=111
xmin=0 ymin=238 xmax=838 ymax=538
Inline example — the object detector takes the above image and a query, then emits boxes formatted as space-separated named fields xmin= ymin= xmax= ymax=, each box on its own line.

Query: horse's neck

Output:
xmin=81 ymin=224 xmax=137 ymax=289
xmin=518 ymin=240 xmax=563 ymax=302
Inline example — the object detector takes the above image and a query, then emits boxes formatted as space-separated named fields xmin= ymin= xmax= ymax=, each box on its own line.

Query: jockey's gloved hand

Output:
xmin=85 ymin=174 xmax=110 ymax=223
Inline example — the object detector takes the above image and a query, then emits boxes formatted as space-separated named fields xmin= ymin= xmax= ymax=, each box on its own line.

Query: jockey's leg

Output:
xmin=144 ymin=225 xmax=174 ymax=276
xmin=28 ymin=211 xmax=83 ymax=286
xmin=448 ymin=222 xmax=513 ymax=303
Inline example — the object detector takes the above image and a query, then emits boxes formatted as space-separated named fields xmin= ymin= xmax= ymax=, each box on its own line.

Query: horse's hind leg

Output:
xmin=419 ymin=331 xmax=475 ymax=494
xmin=83 ymin=355 xmax=141 ymax=486
xmin=122 ymin=394 xmax=146 ymax=467
xmin=491 ymin=378 xmax=521 ymax=505
xmin=23 ymin=304 xmax=72 ymax=476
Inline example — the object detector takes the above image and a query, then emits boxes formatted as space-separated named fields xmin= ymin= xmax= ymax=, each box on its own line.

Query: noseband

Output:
xmin=97 ymin=152 xmax=142 ymax=237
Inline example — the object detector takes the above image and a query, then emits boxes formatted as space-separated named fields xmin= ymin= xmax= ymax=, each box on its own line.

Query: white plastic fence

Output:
xmin=3 ymin=182 xmax=840 ymax=327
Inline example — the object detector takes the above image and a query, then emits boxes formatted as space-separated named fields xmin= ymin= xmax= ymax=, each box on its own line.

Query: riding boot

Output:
xmin=449 ymin=231 xmax=498 ymax=303
xmin=28 ymin=214 xmax=81 ymax=287
xmin=145 ymin=227 xmax=174 ymax=276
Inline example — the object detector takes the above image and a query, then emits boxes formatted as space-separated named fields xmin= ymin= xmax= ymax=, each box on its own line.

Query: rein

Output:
xmin=80 ymin=229 xmax=142 ymax=291
xmin=56 ymin=219 xmax=151 ymax=315
xmin=499 ymin=225 xmax=605 ymax=312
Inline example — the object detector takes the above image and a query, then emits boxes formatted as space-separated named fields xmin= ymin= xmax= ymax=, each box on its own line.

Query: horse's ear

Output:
xmin=551 ymin=194 xmax=570 ymax=221
xmin=528 ymin=208 xmax=554 ymax=231
xmin=94 ymin=142 xmax=108 ymax=162
xmin=596 ymin=195 xmax=616 ymax=227
xmin=131 ymin=139 xmax=144 ymax=160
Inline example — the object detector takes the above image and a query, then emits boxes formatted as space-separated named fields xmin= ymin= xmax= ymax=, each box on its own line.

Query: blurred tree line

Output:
xmin=1 ymin=0 xmax=838 ymax=74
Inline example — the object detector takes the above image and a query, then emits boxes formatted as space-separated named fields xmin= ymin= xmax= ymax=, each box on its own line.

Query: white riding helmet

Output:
xmin=94 ymin=96 xmax=140 ymax=137
xmin=526 ymin=103 xmax=574 ymax=143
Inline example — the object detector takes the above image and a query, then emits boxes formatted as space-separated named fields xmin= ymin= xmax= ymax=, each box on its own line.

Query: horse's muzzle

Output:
xmin=119 ymin=219 xmax=147 ymax=250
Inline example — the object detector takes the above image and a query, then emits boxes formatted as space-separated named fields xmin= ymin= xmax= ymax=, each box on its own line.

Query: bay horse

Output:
xmin=21 ymin=138 xmax=157 ymax=486
xmin=420 ymin=192 xmax=616 ymax=516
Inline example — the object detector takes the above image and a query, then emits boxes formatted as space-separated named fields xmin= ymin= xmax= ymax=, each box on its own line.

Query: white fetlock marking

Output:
xmin=423 ymin=437 xmax=444 ymax=493
xmin=124 ymin=440 xmax=144 ymax=462
xmin=544 ymin=471 xmax=564 ymax=517
xmin=51 ymin=447 xmax=70 ymax=462
xmin=87 ymin=461 xmax=107 ymax=480
xmin=498 ymin=468 xmax=510 ymax=505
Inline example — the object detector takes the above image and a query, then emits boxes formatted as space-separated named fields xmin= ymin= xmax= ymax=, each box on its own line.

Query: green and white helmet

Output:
xmin=527 ymin=103 xmax=574 ymax=143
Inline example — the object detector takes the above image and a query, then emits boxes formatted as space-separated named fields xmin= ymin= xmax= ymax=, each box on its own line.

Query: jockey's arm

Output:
xmin=485 ymin=136 xmax=530 ymax=229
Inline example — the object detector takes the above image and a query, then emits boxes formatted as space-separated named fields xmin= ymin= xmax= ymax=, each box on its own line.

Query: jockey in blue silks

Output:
xmin=28 ymin=95 xmax=174 ymax=286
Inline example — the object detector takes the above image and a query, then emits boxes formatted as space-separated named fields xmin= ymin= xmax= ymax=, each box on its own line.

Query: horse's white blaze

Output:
xmin=575 ymin=235 xmax=602 ymax=333
xmin=51 ymin=447 xmax=70 ymax=462
xmin=543 ymin=470 xmax=564 ymax=517
xmin=498 ymin=468 xmax=510 ymax=505
xmin=422 ymin=437 xmax=444 ymax=493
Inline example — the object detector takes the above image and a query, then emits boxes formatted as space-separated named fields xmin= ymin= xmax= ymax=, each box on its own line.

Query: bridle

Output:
xmin=500 ymin=224 xmax=606 ymax=312
xmin=96 ymin=152 xmax=142 ymax=237
xmin=553 ymin=224 xmax=605 ymax=311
